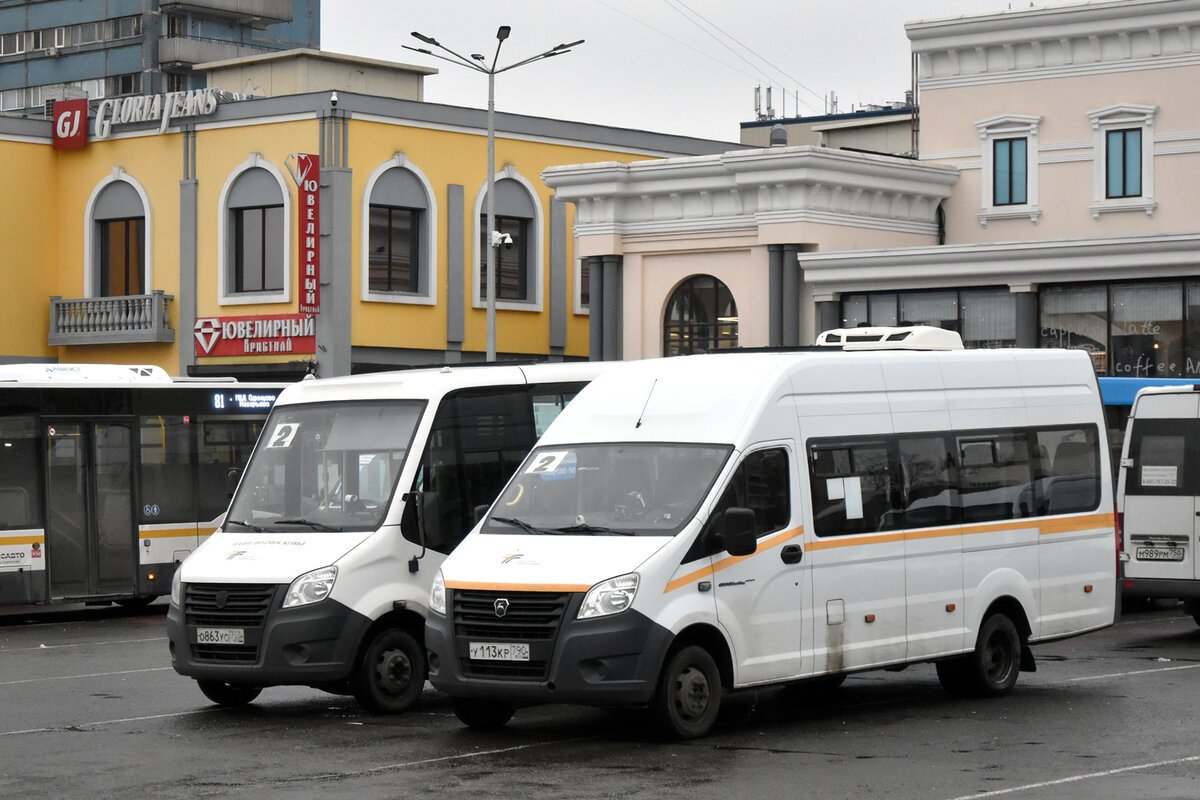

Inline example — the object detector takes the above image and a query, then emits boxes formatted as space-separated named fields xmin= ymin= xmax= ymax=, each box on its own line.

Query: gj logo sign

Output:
xmin=53 ymin=98 xmax=89 ymax=149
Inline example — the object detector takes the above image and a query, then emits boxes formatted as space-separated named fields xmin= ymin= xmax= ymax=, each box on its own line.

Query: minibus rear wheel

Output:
xmin=652 ymin=645 xmax=722 ymax=739
xmin=353 ymin=627 xmax=426 ymax=714
xmin=936 ymin=612 xmax=1021 ymax=698
xmin=197 ymin=679 xmax=262 ymax=706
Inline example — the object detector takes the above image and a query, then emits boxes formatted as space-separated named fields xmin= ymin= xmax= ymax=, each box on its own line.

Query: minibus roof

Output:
xmin=539 ymin=348 xmax=1100 ymax=448
xmin=270 ymin=361 xmax=604 ymax=406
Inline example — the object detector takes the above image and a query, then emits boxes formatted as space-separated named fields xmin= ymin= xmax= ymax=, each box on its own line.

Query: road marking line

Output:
xmin=304 ymin=737 xmax=600 ymax=779
xmin=1065 ymin=663 xmax=1200 ymax=682
xmin=941 ymin=754 xmax=1200 ymax=800
xmin=0 ymin=708 xmax=214 ymax=737
xmin=2 ymin=636 xmax=166 ymax=652
xmin=0 ymin=667 xmax=172 ymax=686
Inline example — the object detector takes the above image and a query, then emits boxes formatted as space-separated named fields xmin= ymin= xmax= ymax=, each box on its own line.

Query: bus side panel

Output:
xmin=1037 ymin=521 xmax=1117 ymax=638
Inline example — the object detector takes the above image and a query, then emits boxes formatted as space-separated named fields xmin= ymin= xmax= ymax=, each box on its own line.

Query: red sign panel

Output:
xmin=52 ymin=98 xmax=89 ymax=149
xmin=295 ymin=154 xmax=321 ymax=314
xmin=194 ymin=315 xmax=316 ymax=358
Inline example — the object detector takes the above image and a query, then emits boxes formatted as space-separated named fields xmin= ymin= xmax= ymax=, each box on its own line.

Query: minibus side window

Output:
xmin=957 ymin=433 xmax=1033 ymax=523
xmin=895 ymin=436 xmax=956 ymax=528
xmin=810 ymin=441 xmax=893 ymax=536
xmin=1127 ymin=419 xmax=1199 ymax=496
xmin=405 ymin=388 xmax=537 ymax=553
xmin=1035 ymin=427 xmax=1100 ymax=512
xmin=687 ymin=448 xmax=789 ymax=561
xmin=529 ymin=381 xmax=586 ymax=436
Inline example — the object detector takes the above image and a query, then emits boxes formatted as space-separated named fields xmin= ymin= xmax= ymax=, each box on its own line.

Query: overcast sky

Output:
xmin=321 ymin=0 xmax=1019 ymax=143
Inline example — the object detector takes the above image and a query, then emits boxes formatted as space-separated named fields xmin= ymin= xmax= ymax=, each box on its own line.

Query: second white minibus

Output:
xmin=426 ymin=328 xmax=1117 ymax=738
xmin=166 ymin=362 xmax=600 ymax=712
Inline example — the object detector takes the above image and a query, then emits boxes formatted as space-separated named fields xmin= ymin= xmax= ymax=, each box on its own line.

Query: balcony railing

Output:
xmin=159 ymin=0 xmax=293 ymax=26
xmin=159 ymin=36 xmax=268 ymax=68
xmin=49 ymin=292 xmax=175 ymax=346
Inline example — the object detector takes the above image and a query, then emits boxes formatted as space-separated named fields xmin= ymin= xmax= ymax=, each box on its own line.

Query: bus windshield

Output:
xmin=225 ymin=399 xmax=425 ymax=533
xmin=482 ymin=442 xmax=732 ymax=537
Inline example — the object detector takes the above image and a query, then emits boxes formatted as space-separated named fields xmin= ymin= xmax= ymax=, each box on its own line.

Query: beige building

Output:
xmin=548 ymin=0 xmax=1200 ymax=389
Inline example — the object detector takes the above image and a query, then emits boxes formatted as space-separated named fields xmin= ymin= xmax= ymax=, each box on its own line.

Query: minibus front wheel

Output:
xmin=452 ymin=697 xmax=515 ymax=730
xmin=652 ymin=644 xmax=722 ymax=739
xmin=936 ymin=612 xmax=1021 ymax=698
xmin=353 ymin=627 xmax=426 ymax=713
xmin=197 ymin=679 xmax=262 ymax=706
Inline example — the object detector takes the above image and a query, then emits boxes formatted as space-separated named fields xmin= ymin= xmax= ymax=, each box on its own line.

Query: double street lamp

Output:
xmin=404 ymin=27 xmax=584 ymax=362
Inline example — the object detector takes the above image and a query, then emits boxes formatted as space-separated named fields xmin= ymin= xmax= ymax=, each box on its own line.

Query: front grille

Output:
xmin=453 ymin=589 xmax=570 ymax=639
xmin=184 ymin=583 xmax=276 ymax=663
xmin=452 ymin=589 xmax=573 ymax=681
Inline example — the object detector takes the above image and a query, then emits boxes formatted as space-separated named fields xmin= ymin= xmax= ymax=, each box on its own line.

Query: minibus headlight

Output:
xmin=579 ymin=573 xmax=639 ymax=619
xmin=283 ymin=566 xmax=337 ymax=608
xmin=430 ymin=570 xmax=447 ymax=616
xmin=170 ymin=569 xmax=182 ymax=607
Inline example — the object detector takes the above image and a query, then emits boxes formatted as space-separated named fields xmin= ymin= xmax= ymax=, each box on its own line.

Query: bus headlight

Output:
xmin=430 ymin=570 xmax=446 ymax=616
xmin=283 ymin=566 xmax=337 ymax=608
xmin=170 ymin=570 xmax=182 ymax=607
xmin=579 ymin=573 xmax=639 ymax=619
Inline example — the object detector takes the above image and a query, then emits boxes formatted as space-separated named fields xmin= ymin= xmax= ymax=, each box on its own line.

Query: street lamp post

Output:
xmin=405 ymin=28 xmax=583 ymax=362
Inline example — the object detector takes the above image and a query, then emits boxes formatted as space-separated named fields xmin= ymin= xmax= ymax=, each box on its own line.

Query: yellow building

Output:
xmin=2 ymin=51 xmax=741 ymax=378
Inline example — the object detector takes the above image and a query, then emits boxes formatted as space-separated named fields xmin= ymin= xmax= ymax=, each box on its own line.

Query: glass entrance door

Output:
xmin=45 ymin=422 xmax=136 ymax=599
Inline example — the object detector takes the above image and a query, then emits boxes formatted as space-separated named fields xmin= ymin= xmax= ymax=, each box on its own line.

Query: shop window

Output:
xmin=1109 ymin=283 xmax=1181 ymax=378
xmin=1087 ymin=103 xmax=1156 ymax=218
xmin=974 ymin=113 xmax=1040 ymax=226
xmin=664 ymin=275 xmax=738 ymax=356
xmin=363 ymin=158 xmax=435 ymax=304
xmin=473 ymin=171 xmax=543 ymax=311
xmin=88 ymin=175 xmax=150 ymax=299
xmin=841 ymin=288 xmax=1015 ymax=349
xmin=219 ymin=159 xmax=290 ymax=305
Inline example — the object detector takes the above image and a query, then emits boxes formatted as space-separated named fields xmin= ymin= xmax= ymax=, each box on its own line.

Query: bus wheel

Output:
xmin=452 ymin=697 xmax=515 ymax=730
xmin=353 ymin=627 xmax=426 ymax=714
xmin=652 ymin=645 xmax=722 ymax=739
xmin=197 ymin=679 xmax=262 ymax=706
xmin=937 ymin=613 xmax=1021 ymax=698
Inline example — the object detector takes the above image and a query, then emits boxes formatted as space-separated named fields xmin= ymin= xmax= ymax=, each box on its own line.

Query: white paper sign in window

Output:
xmin=1141 ymin=465 xmax=1178 ymax=488
xmin=826 ymin=476 xmax=864 ymax=520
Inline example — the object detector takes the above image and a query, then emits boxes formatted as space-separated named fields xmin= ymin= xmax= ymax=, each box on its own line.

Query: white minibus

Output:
xmin=425 ymin=328 xmax=1117 ymax=738
xmin=166 ymin=362 xmax=600 ymax=712
xmin=1116 ymin=383 xmax=1200 ymax=622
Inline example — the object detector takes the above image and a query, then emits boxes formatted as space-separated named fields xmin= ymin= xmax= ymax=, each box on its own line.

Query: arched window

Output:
xmin=363 ymin=157 xmax=436 ymax=304
xmin=663 ymin=275 xmax=738 ymax=356
xmin=473 ymin=170 xmax=542 ymax=309
xmin=93 ymin=180 xmax=145 ymax=297
xmin=218 ymin=156 xmax=290 ymax=305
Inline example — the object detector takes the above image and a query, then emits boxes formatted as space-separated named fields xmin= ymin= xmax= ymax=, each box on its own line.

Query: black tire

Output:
xmin=1192 ymin=614 xmax=1200 ymax=629
xmin=652 ymin=645 xmax=722 ymax=740
xmin=115 ymin=596 xmax=156 ymax=609
xmin=452 ymin=697 xmax=516 ymax=730
xmin=353 ymin=627 xmax=426 ymax=714
xmin=937 ymin=613 xmax=1021 ymax=698
xmin=196 ymin=679 xmax=262 ymax=707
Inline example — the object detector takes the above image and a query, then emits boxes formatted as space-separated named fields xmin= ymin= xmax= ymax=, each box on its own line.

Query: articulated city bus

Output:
xmin=0 ymin=364 xmax=283 ymax=607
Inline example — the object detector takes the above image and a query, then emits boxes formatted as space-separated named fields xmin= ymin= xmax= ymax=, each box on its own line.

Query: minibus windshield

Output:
xmin=482 ymin=442 xmax=732 ymax=536
xmin=224 ymin=399 xmax=425 ymax=533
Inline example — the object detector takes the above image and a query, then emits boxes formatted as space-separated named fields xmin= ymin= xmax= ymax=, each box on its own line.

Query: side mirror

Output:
xmin=224 ymin=467 xmax=242 ymax=499
xmin=473 ymin=504 xmax=490 ymax=525
xmin=402 ymin=491 xmax=442 ymax=552
xmin=715 ymin=507 xmax=757 ymax=557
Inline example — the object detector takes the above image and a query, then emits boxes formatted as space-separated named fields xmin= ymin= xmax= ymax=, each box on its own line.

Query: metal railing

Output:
xmin=49 ymin=291 xmax=175 ymax=345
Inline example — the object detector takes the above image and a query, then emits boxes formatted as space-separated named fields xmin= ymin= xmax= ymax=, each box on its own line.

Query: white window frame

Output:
xmin=471 ymin=165 xmax=544 ymax=312
xmin=975 ymin=113 xmax=1041 ymax=227
xmin=216 ymin=154 xmax=292 ymax=306
xmin=83 ymin=167 xmax=154 ymax=298
xmin=360 ymin=153 xmax=438 ymax=306
xmin=573 ymin=257 xmax=589 ymax=316
xmin=1087 ymin=103 xmax=1157 ymax=219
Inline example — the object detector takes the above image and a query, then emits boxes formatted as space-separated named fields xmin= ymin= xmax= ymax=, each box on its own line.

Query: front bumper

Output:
xmin=425 ymin=593 xmax=672 ymax=707
xmin=166 ymin=589 xmax=370 ymax=687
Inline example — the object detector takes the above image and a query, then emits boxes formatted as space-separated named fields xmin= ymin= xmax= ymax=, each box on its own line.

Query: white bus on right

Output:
xmin=1118 ymin=383 xmax=1200 ymax=622
xmin=427 ymin=327 xmax=1118 ymax=739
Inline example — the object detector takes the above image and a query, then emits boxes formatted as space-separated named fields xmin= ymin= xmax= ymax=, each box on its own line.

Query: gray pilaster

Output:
xmin=1013 ymin=286 xmax=1038 ymax=348
xmin=178 ymin=127 xmax=198 ymax=376
xmin=768 ymin=244 xmax=783 ymax=348
xmin=782 ymin=244 xmax=800 ymax=347
xmin=317 ymin=166 xmax=352 ymax=377
xmin=446 ymin=184 xmax=465 ymax=353
xmin=602 ymin=255 xmax=622 ymax=361
xmin=816 ymin=300 xmax=841 ymax=336
xmin=588 ymin=255 xmax=604 ymax=361
xmin=549 ymin=197 xmax=567 ymax=357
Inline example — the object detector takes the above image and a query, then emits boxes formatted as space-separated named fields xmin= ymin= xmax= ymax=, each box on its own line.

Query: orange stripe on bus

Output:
xmin=445 ymin=581 xmax=593 ymax=593
xmin=136 ymin=528 xmax=203 ymax=540
xmin=663 ymin=526 xmax=804 ymax=594
xmin=0 ymin=533 xmax=44 ymax=546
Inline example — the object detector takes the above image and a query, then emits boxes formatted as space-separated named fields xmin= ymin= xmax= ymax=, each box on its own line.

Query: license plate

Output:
xmin=469 ymin=642 xmax=530 ymax=661
xmin=196 ymin=627 xmax=245 ymax=645
xmin=1136 ymin=546 xmax=1185 ymax=562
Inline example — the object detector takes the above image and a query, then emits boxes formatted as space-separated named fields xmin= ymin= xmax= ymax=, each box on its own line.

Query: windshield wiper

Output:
xmin=490 ymin=516 xmax=546 ymax=535
xmin=271 ymin=517 xmax=340 ymax=532
xmin=549 ymin=523 xmax=636 ymax=536
xmin=225 ymin=519 xmax=265 ymax=532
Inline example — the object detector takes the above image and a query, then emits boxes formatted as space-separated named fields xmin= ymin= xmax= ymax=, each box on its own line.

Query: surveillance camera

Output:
xmin=502 ymin=233 xmax=513 ymax=249
xmin=330 ymin=91 xmax=338 ymax=108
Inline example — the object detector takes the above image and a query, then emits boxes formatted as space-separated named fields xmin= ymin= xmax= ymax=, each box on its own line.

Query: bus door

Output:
xmin=45 ymin=420 xmax=137 ymax=599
